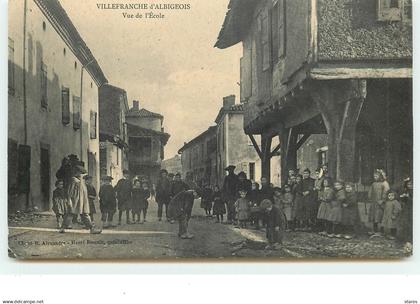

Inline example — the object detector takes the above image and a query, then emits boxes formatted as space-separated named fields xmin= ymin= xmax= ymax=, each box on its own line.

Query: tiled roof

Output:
xmin=178 ymin=126 xmax=217 ymax=153
xmin=215 ymin=0 xmax=259 ymax=49
xmin=214 ymin=103 xmax=244 ymax=124
xmin=126 ymin=108 xmax=163 ymax=119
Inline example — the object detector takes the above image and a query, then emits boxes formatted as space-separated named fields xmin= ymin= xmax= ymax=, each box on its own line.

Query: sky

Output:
xmin=60 ymin=0 xmax=242 ymax=159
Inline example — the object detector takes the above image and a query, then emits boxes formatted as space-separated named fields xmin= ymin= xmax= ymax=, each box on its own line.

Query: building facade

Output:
xmin=178 ymin=126 xmax=217 ymax=186
xmin=99 ymin=84 xmax=129 ymax=184
xmin=161 ymin=154 xmax=183 ymax=176
xmin=126 ymin=101 xmax=170 ymax=184
xmin=8 ymin=0 xmax=107 ymax=211
xmin=216 ymin=0 xmax=412 ymax=188
xmin=215 ymin=95 xmax=281 ymax=187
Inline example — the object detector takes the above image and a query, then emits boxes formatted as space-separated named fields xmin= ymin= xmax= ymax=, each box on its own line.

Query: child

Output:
xmin=293 ymin=174 xmax=304 ymax=231
xmin=52 ymin=180 xmax=67 ymax=229
xmin=273 ymin=187 xmax=283 ymax=209
xmin=249 ymin=181 xmax=261 ymax=229
xmin=281 ymin=184 xmax=295 ymax=231
xmin=132 ymin=181 xmax=151 ymax=224
xmin=368 ymin=170 xmax=390 ymax=236
xmin=399 ymin=178 xmax=413 ymax=246
xmin=234 ymin=189 xmax=251 ymax=228
xmin=381 ymin=190 xmax=402 ymax=240
xmin=84 ymin=175 xmax=97 ymax=224
xmin=327 ymin=181 xmax=344 ymax=238
xmin=99 ymin=176 xmax=117 ymax=229
xmin=260 ymin=199 xmax=286 ymax=250
xmin=201 ymin=184 xmax=214 ymax=217
xmin=212 ymin=185 xmax=226 ymax=223
xmin=317 ymin=178 xmax=334 ymax=236
xmin=341 ymin=182 xmax=359 ymax=239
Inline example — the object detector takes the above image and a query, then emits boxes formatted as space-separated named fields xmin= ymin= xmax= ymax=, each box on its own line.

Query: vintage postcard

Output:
xmin=7 ymin=0 xmax=413 ymax=260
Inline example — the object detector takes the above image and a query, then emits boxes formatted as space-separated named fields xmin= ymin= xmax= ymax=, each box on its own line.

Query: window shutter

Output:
xmin=41 ymin=62 xmax=48 ymax=108
xmin=261 ymin=9 xmax=271 ymax=71
xmin=73 ymin=96 xmax=81 ymax=129
xmin=90 ymin=111 xmax=97 ymax=139
xmin=62 ymin=87 xmax=70 ymax=125
xmin=278 ymin=0 xmax=286 ymax=58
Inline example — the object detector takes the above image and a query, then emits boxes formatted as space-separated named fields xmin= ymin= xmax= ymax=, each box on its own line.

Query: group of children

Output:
xmin=52 ymin=170 xmax=152 ymax=229
xmin=198 ymin=167 xmax=412 ymax=247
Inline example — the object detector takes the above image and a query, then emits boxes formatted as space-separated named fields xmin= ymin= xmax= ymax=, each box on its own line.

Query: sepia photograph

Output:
xmin=7 ymin=0 xmax=413 ymax=260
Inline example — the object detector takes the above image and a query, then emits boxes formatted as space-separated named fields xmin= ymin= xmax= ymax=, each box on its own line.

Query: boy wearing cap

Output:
xmin=168 ymin=189 xmax=199 ymax=239
xmin=156 ymin=169 xmax=172 ymax=222
xmin=115 ymin=170 xmax=133 ymax=225
xmin=99 ymin=176 xmax=117 ymax=228
xmin=260 ymin=199 xmax=286 ymax=250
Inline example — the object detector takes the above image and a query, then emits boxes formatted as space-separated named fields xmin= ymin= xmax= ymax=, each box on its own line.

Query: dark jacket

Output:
xmin=266 ymin=206 xmax=286 ymax=229
xmin=171 ymin=180 xmax=189 ymax=197
xmin=115 ymin=178 xmax=132 ymax=202
xmin=259 ymin=185 xmax=274 ymax=204
xmin=236 ymin=179 xmax=252 ymax=198
xmin=168 ymin=191 xmax=195 ymax=220
xmin=156 ymin=177 xmax=172 ymax=203
xmin=99 ymin=184 xmax=117 ymax=212
xmin=222 ymin=173 xmax=239 ymax=202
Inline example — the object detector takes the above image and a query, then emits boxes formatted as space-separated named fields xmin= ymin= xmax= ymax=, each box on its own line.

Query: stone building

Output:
xmin=8 ymin=0 xmax=107 ymax=211
xmin=216 ymin=0 xmax=412 ymax=187
xmin=178 ymin=126 xmax=217 ymax=186
xmin=126 ymin=101 xmax=170 ymax=184
xmin=99 ymin=84 xmax=129 ymax=185
xmin=214 ymin=95 xmax=281 ymax=187
xmin=161 ymin=155 xmax=182 ymax=176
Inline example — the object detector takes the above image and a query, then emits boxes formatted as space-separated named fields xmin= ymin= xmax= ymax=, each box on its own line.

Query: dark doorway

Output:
xmin=40 ymin=145 xmax=50 ymax=210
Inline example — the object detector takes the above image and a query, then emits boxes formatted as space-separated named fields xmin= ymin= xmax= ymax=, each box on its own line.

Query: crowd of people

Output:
xmin=198 ymin=165 xmax=413 ymax=250
xmin=50 ymin=155 xmax=413 ymax=250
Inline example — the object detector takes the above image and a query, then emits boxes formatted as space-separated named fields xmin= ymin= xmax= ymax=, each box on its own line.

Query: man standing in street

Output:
xmin=168 ymin=189 xmax=199 ymax=239
xmin=62 ymin=165 xmax=101 ymax=234
xmin=222 ymin=165 xmax=238 ymax=224
xmin=115 ymin=170 xmax=132 ymax=225
xmin=156 ymin=169 xmax=172 ymax=222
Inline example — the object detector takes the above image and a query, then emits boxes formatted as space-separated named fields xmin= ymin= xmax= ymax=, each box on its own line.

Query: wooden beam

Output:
xmin=310 ymin=68 xmax=412 ymax=80
xmin=270 ymin=143 xmax=281 ymax=157
xmin=296 ymin=133 xmax=311 ymax=150
xmin=248 ymin=134 xmax=262 ymax=159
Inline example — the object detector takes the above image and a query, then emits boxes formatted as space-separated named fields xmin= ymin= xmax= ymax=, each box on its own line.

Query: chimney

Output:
xmin=133 ymin=100 xmax=139 ymax=110
xmin=223 ymin=95 xmax=235 ymax=110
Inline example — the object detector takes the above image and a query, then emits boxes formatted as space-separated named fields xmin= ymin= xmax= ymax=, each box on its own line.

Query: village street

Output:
xmin=8 ymin=198 xmax=408 ymax=260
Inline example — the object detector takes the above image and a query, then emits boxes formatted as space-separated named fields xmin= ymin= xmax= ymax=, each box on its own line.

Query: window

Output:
xmin=40 ymin=62 xmax=48 ymax=108
xmin=73 ymin=96 xmax=81 ymax=129
xmin=402 ymin=0 xmax=412 ymax=21
xmin=377 ymin=0 xmax=402 ymax=21
xmin=42 ymin=21 xmax=46 ymax=31
xmin=61 ymin=87 xmax=70 ymax=125
xmin=63 ymin=48 xmax=66 ymax=56
xmin=8 ymin=38 xmax=15 ymax=95
xmin=74 ymin=61 xmax=77 ymax=69
xmin=90 ymin=111 xmax=97 ymax=139
xmin=260 ymin=9 xmax=270 ymax=71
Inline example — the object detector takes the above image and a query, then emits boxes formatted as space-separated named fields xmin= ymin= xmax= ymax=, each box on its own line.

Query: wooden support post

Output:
xmin=248 ymin=134 xmax=262 ymax=159
xmin=261 ymin=133 xmax=272 ymax=182
xmin=310 ymin=79 xmax=366 ymax=182
xmin=279 ymin=127 xmax=298 ymax=185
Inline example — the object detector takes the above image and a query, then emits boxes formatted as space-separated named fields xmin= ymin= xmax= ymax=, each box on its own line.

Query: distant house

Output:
xmin=98 ymin=84 xmax=129 ymax=184
xmin=126 ymin=101 xmax=170 ymax=184
xmin=214 ymin=95 xmax=280 ymax=186
xmin=8 ymin=0 xmax=107 ymax=211
xmin=178 ymin=126 xmax=217 ymax=186
xmin=161 ymin=155 xmax=182 ymax=176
